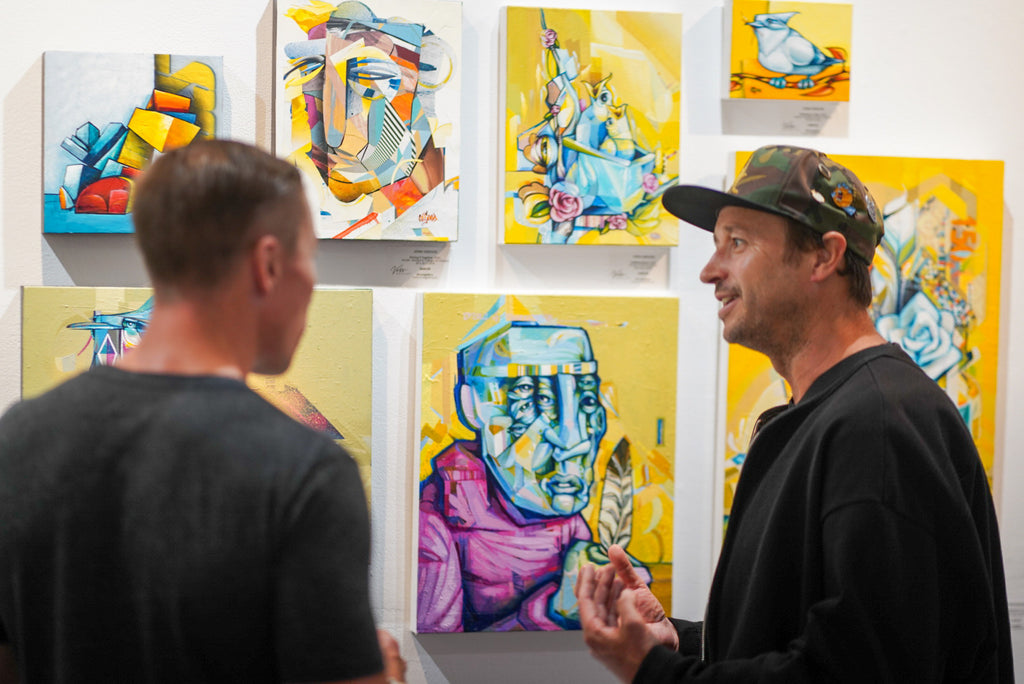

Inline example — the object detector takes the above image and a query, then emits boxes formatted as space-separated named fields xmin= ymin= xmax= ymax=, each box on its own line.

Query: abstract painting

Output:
xmin=276 ymin=0 xmax=461 ymax=240
xmin=502 ymin=7 xmax=681 ymax=245
xmin=418 ymin=293 xmax=677 ymax=631
xmin=722 ymin=155 xmax=1005 ymax=528
xmin=21 ymin=287 xmax=373 ymax=489
xmin=728 ymin=1 xmax=851 ymax=101
xmin=43 ymin=52 xmax=225 ymax=233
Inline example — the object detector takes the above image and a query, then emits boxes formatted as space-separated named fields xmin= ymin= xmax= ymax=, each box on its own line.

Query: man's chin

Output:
xmin=550 ymin=496 xmax=585 ymax=515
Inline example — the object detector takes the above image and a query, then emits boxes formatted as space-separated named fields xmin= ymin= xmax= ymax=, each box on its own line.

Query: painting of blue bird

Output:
xmin=746 ymin=11 xmax=842 ymax=88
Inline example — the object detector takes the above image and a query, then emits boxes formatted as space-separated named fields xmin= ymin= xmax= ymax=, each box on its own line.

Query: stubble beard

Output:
xmin=723 ymin=296 xmax=809 ymax=367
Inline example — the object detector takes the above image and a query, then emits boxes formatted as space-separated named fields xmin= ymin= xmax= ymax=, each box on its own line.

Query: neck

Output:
xmin=771 ymin=308 xmax=884 ymax=404
xmin=116 ymin=287 xmax=256 ymax=380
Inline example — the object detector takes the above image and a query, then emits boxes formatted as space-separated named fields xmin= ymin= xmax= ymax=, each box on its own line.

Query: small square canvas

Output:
xmin=728 ymin=1 xmax=851 ymax=101
xmin=21 ymin=287 xmax=373 ymax=489
xmin=43 ymin=52 xmax=226 ymax=234
xmin=275 ymin=0 xmax=462 ymax=240
xmin=417 ymin=293 xmax=677 ymax=632
xmin=502 ymin=7 xmax=681 ymax=245
xmin=721 ymin=155 xmax=1005 ymax=530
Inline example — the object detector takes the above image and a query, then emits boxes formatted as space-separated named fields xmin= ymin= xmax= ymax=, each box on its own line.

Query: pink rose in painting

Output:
xmin=549 ymin=188 xmax=583 ymax=223
xmin=541 ymin=29 xmax=557 ymax=48
xmin=642 ymin=173 xmax=659 ymax=194
xmin=606 ymin=215 xmax=628 ymax=231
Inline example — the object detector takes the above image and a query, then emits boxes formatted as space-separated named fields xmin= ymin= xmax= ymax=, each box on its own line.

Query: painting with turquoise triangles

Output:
xmin=43 ymin=51 xmax=226 ymax=234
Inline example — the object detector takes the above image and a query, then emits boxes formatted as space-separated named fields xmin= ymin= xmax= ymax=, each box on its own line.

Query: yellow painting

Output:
xmin=503 ymin=7 xmax=681 ymax=245
xmin=21 ymin=287 xmax=373 ymax=490
xmin=275 ymin=0 xmax=461 ymax=240
xmin=418 ymin=293 xmax=676 ymax=632
xmin=723 ymin=155 xmax=1005 ymax=527
xmin=729 ymin=1 xmax=851 ymax=101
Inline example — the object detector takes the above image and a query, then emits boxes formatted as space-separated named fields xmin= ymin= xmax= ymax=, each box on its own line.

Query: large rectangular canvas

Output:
xmin=721 ymin=155 xmax=1005 ymax=529
xmin=43 ymin=52 xmax=225 ymax=234
xmin=275 ymin=0 xmax=461 ymax=240
xmin=21 ymin=287 xmax=373 ymax=488
xmin=502 ymin=7 xmax=681 ymax=245
xmin=728 ymin=1 xmax=851 ymax=101
xmin=417 ymin=293 xmax=677 ymax=632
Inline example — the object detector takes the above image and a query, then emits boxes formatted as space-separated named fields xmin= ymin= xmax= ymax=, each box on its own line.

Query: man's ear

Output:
xmin=250 ymin=234 xmax=282 ymax=296
xmin=811 ymin=231 xmax=847 ymax=281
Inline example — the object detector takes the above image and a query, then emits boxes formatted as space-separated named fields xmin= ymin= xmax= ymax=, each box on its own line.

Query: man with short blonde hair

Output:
xmin=0 ymin=141 xmax=404 ymax=683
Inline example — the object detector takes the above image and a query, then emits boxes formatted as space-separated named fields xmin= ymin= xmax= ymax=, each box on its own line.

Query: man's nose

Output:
xmin=550 ymin=376 xmax=588 ymax=458
xmin=700 ymin=249 xmax=723 ymax=284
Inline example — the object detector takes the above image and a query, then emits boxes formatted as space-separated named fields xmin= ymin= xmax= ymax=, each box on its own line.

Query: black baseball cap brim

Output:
xmin=662 ymin=184 xmax=797 ymax=233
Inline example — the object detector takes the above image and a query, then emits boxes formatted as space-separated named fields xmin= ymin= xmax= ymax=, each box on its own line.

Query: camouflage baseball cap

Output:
xmin=662 ymin=145 xmax=884 ymax=263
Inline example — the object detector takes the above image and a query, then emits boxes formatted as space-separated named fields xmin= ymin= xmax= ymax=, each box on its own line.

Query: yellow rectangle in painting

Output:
xmin=729 ymin=1 xmax=852 ymax=101
xmin=21 ymin=286 xmax=374 ymax=494
xmin=502 ymin=7 xmax=681 ymax=246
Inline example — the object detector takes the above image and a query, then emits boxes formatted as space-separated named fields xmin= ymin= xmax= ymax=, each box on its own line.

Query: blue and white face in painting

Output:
xmin=458 ymin=324 xmax=606 ymax=517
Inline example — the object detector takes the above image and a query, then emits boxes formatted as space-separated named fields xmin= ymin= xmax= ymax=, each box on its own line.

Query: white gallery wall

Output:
xmin=1 ymin=0 xmax=1022 ymax=681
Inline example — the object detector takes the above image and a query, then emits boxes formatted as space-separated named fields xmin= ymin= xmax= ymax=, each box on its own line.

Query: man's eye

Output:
xmin=536 ymin=393 xmax=555 ymax=409
xmin=508 ymin=379 xmax=534 ymax=400
xmin=509 ymin=386 xmax=532 ymax=400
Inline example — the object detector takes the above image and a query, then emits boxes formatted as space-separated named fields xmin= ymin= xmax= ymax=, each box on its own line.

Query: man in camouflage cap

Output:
xmin=663 ymin=144 xmax=883 ymax=263
xmin=576 ymin=145 xmax=1013 ymax=683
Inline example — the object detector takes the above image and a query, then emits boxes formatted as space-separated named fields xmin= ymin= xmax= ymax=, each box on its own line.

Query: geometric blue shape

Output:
xmin=84 ymin=122 xmax=128 ymax=167
xmin=100 ymin=159 xmax=124 ymax=179
xmin=75 ymin=122 xmax=100 ymax=147
xmin=166 ymin=112 xmax=198 ymax=125
xmin=60 ymin=135 xmax=90 ymax=163
xmin=62 ymin=164 xmax=100 ymax=200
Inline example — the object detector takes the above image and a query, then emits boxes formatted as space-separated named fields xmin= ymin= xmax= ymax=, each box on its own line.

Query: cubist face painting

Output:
xmin=457 ymin=323 xmax=606 ymax=517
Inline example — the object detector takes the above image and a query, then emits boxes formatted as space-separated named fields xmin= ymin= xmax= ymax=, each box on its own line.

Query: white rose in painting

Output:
xmin=876 ymin=292 xmax=963 ymax=381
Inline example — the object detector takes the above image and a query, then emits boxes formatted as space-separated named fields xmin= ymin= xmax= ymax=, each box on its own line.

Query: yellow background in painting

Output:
xmin=723 ymin=154 xmax=1005 ymax=523
xmin=729 ymin=1 xmax=852 ymax=101
xmin=420 ymin=293 xmax=678 ymax=606
xmin=21 ymin=287 xmax=373 ymax=491
xmin=503 ymin=7 xmax=681 ymax=245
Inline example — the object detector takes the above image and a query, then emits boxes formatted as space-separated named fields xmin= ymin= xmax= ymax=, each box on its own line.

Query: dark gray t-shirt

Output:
xmin=0 ymin=366 xmax=382 ymax=682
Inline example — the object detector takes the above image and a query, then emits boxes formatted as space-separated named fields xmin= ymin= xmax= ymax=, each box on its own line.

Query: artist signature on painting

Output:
xmin=419 ymin=212 xmax=438 ymax=223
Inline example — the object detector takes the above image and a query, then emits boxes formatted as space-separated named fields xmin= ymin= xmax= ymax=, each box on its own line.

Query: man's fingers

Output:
xmin=580 ymin=566 xmax=608 ymax=626
xmin=377 ymin=629 xmax=399 ymax=657
xmin=608 ymin=544 xmax=646 ymax=589
xmin=578 ymin=582 xmax=600 ymax=627
xmin=616 ymin=588 xmax=647 ymax=627
xmin=607 ymin=577 xmax=624 ymax=624
xmin=592 ymin=564 xmax=618 ymax=625
xmin=576 ymin=563 xmax=595 ymax=600
xmin=377 ymin=630 xmax=406 ymax=681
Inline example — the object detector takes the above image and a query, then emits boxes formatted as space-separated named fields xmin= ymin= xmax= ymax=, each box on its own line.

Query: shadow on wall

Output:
xmin=4 ymin=56 xmax=43 ymax=290
xmin=414 ymin=630 xmax=616 ymax=684
xmin=43 ymin=234 xmax=147 ymax=287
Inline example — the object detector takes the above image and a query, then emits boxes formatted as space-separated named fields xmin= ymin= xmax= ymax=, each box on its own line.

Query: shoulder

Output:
xmin=0 ymin=367 xmax=108 ymax=440
xmin=833 ymin=346 xmax=971 ymax=447
xmin=804 ymin=346 xmax=981 ymax=524
xmin=804 ymin=344 xmax=962 ymax=433
xmin=431 ymin=441 xmax=486 ymax=480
